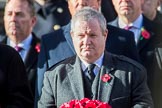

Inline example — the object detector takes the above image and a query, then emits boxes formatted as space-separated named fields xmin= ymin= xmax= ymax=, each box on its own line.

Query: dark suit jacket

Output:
xmin=1 ymin=34 xmax=40 ymax=96
xmin=0 ymin=44 xmax=33 ymax=108
xmin=153 ymin=11 xmax=162 ymax=25
xmin=36 ymin=23 xmax=140 ymax=100
xmin=109 ymin=15 xmax=162 ymax=108
xmin=38 ymin=52 xmax=153 ymax=108
xmin=101 ymin=0 xmax=117 ymax=22
xmin=33 ymin=0 xmax=71 ymax=38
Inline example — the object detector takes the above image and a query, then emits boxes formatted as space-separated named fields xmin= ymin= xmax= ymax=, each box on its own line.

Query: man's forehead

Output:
xmin=5 ymin=0 xmax=28 ymax=10
xmin=74 ymin=19 xmax=99 ymax=31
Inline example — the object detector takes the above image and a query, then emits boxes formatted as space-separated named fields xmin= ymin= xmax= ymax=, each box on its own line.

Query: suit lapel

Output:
xmin=137 ymin=16 xmax=155 ymax=52
xmin=1 ymin=36 xmax=7 ymax=44
xmin=68 ymin=56 xmax=85 ymax=99
xmin=108 ymin=18 xmax=119 ymax=27
xmin=92 ymin=52 xmax=116 ymax=102
xmin=63 ymin=23 xmax=76 ymax=54
xmin=24 ymin=34 xmax=40 ymax=72
xmin=67 ymin=53 xmax=117 ymax=101
xmin=98 ymin=66 xmax=115 ymax=102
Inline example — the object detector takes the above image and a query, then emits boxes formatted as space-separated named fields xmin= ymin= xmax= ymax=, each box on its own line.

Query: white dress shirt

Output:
xmin=119 ymin=14 xmax=143 ymax=44
xmin=81 ymin=53 xmax=104 ymax=76
xmin=9 ymin=34 xmax=33 ymax=61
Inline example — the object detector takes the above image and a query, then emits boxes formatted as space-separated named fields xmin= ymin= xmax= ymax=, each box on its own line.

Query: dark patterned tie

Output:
xmin=87 ymin=64 xmax=96 ymax=83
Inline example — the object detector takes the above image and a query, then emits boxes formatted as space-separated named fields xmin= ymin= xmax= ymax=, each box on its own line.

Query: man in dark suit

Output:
xmin=36 ymin=0 xmax=140 ymax=104
xmin=2 ymin=0 xmax=40 ymax=97
xmin=109 ymin=0 xmax=162 ymax=107
xmin=33 ymin=0 xmax=71 ymax=38
xmin=0 ymin=44 xmax=33 ymax=108
xmin=38 ymin=7 xmax=153 ymax=108
xmin=142 ymin=0 xmax=162 ymax=24
xmin=101 ymin=0 xmax=117 ymax=22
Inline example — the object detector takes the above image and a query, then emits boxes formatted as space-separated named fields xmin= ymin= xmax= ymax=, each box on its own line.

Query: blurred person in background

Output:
xmin=1 ymin=0 xmax=40 ymax=98
xmin=101 ymin=0 xmax=117 ymax=22
xmin=33 ymin=0 xmax=71 ymax=38
xmin=110 ymin=0 xmax=162 ymax=107
xmin=157 ymin=0 xmax=162 ymax=13
xmin=0 ymin=1 xmax=6 ymax=42
xmin=142 ymin=0 xmax=162 ymax=24
xmin=0 ymin=44 xmax=33 ymax=108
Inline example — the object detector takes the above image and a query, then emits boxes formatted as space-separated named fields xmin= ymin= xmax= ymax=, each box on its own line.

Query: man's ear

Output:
xmin=31 ymin=16 xmax=37 ymax=27
xmin=104 ymin=29 xmax=108 ymax=39
xmin=104 ymin=29 xmax=108 ymax=37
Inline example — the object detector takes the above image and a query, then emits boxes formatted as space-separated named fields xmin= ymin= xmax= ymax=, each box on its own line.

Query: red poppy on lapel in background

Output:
xmin=35 ymin=43 xmax=40 ymax=53
xmin=140 ymin=27 xmax=150 ymax=40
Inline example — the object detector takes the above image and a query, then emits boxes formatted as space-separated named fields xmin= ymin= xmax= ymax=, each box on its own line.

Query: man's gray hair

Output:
xmin=5 ymin=0 xmax=35 ymax=16
xmin=71 ymin=7 xmax=107 ymax=33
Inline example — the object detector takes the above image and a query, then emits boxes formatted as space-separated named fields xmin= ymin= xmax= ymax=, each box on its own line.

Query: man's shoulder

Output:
xmin=42 ymin=29 xmax=63 ymax=39
xmin=0 ymin=44 xmax=20 ymax=61
xmin=48 ymin=56 xmax=75 ymax=70
xmin=108 ymin=53 xmax=145 ymax=72
xmin=41 ymin=24 xmax=69 ymax=40
xmin=44 ymin=56 xmax=76 ymax=77
xmin=107 ymin=24 xmax=134 ymax=38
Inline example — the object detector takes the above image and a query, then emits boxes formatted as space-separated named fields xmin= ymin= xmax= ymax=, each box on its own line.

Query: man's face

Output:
xmin=112 ymin=0 xmax=143 ymax=18
xmin=4 ymin=0 xmax=36 ymax=42
xmin=142 ymin=0 xmax=159 ymax=20
xmin=71 ymin=19 xmax=107 ymax=63
xmin=68 ymin=0 xmax=100 ymax=16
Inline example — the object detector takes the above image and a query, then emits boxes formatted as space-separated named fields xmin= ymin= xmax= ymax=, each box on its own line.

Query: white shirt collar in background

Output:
xmin=9 ymin=34 xmax=33 ymax=61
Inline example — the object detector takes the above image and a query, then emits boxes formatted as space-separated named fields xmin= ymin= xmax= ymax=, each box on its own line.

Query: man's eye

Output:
xmin=90 ymin=34 xmax=96 ymax=37
xmin=16 ymin=13 xmax=24 ymax=17
xmin=6 ymin=12 xmax=12 ymax=16
xmin=78 ymin=34 xmax=84 ymax=37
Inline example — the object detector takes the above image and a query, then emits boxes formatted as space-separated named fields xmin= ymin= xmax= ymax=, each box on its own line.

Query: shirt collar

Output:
xmin=119 ymin=14 xmax=143 ymax=29
xmin=81 ymin=53 xmax=104 ymax=72
xmin=9 ymin=34 xmax=33 ymax=50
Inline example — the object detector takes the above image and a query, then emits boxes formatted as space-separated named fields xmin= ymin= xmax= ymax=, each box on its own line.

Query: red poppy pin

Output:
xmin=101 ymin=74 xmax=111 ymax=85
xmin=35 ymin=43 xmax=40 ymax=53
xmin=140 ymin=27 xmax=150 ymax=40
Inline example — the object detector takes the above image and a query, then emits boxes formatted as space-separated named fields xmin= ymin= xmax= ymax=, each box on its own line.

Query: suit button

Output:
xmin=57 ymin=7 xmax=63 ymax=13
xmin=53 ymin=24 xmax=61 ymax=30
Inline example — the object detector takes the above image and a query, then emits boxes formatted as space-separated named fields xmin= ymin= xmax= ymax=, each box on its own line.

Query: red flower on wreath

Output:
xmin=140 ymin=27 xmax=150 ymax=40
xmin=101 ymin=74 xmax=111 ymax=83
xmin=60 ymin=98 xmax=111 ymax=108
xmin=35 ymin=43 xmax=40 ymax=53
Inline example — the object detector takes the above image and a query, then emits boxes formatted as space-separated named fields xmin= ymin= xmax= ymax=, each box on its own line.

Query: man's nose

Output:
xmin=83 ymin=36 xmax=91 ymax=44
xmin=10 ymin=13 xmax=17 ymax=21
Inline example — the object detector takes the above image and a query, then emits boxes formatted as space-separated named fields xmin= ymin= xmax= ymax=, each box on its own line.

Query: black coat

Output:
xmin=1 ymin=33 xmax=40 ymax=96
xmin=0 ymin=44 xmax=34 ymax=108
xmin=109 ymin=15 xmax=162 ymax=108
